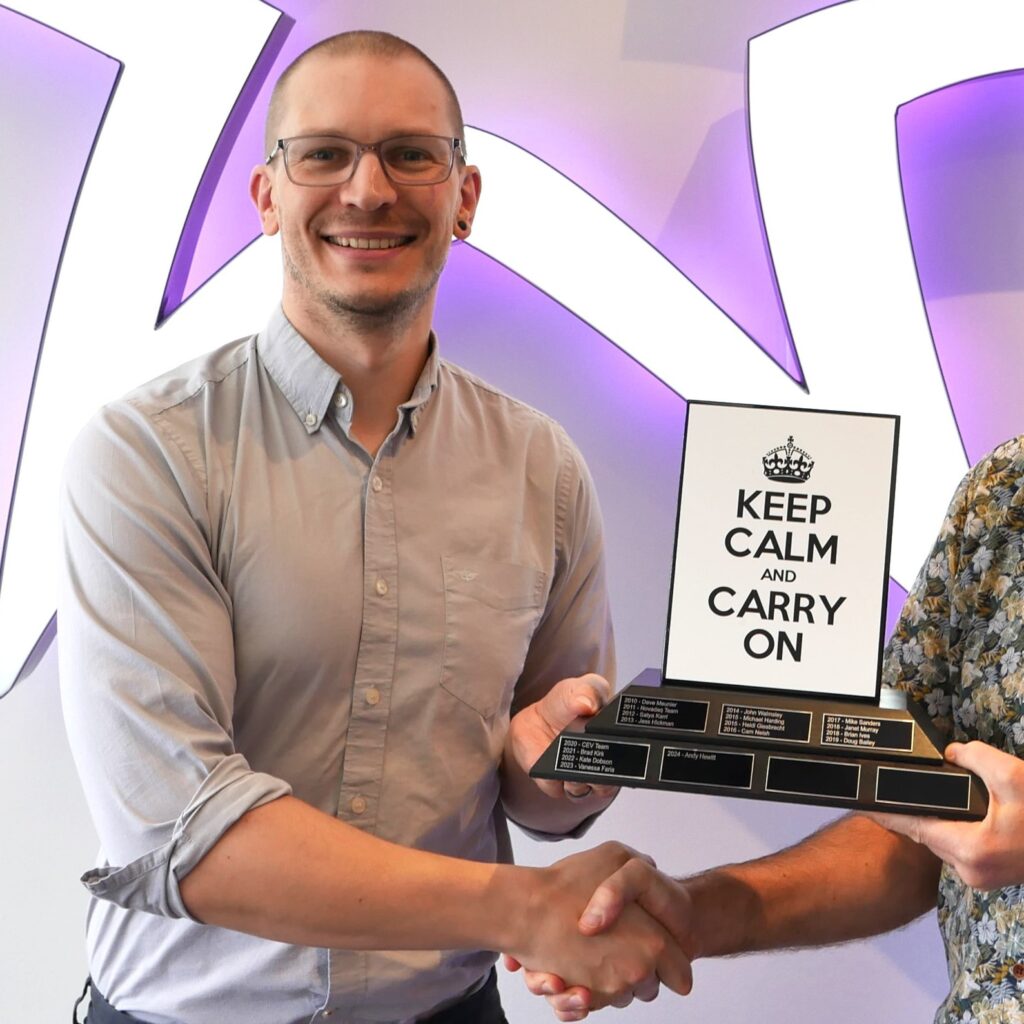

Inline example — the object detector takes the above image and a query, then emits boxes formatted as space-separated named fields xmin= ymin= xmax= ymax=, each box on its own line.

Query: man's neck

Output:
xmin=284 ymin=298 xmax=434 ymax=457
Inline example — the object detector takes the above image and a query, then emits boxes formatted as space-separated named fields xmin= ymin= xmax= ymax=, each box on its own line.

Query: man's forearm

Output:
xmin=180 ymin=795 xmax=520 ymax=952
xmin=526 ymin=813 xmax=944 ymax=1020
xmin=686 ymin=814 xmax=941 ymax=959
xmin=179 ymin=797 xmax=694 ymax=1005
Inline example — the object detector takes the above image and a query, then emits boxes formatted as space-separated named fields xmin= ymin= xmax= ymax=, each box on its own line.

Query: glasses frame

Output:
xmin=266 ymin=133 xmax=465 ymax=187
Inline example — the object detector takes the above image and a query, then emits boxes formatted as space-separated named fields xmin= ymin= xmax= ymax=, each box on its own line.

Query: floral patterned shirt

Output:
xmin=883 ymin=437 xmax=1024 ymax=1024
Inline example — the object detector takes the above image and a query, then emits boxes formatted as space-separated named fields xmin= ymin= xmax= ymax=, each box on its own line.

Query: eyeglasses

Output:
xmin=266 ymin=134 xmax=464 ymax=187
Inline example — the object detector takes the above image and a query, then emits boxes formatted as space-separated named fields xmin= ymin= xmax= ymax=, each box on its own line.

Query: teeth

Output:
xmin=326 ymin=236 xmax=407 ymax=249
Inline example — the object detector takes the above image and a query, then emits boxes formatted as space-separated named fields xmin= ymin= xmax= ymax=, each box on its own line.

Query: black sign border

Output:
xmin=662 ymin=400 xmax=900 ymax=705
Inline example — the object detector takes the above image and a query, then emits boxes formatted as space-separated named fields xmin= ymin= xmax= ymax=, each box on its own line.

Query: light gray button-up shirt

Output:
xmin=58 ymin=308 xmax=614 ymax=1024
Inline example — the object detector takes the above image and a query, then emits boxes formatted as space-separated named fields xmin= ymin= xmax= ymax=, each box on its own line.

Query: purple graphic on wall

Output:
xmin=159 ymin=5 xmax=293 ymax=324
xmin=157 ymin=3 xmax=354 ymax=320
xmin=158 ymin=0 xmax=849 ymax=374
xmin=898 ymin=69 xmax=1024 ymax=465
xmin=0 ymin=4 xmax=120 ymax=570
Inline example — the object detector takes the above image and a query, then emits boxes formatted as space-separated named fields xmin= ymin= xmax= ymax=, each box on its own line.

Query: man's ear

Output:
xmin=250 ymin=166 xmax=280 ymax=236
xmin=453 ymin=164 xmax=482 ymax=239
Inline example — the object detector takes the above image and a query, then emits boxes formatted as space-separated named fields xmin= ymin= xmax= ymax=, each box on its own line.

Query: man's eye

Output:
xmin=304 ymin=148 xmax=345 ymax=163
xmin=385 ymin=147 xmax=434 ymax=168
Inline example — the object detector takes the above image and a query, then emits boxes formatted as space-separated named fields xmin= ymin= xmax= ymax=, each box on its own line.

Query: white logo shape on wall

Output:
xmin=2 ymin=0 xmax=1024 ymax=696
xmin=0 ymin=0 xmax=279 ymax=696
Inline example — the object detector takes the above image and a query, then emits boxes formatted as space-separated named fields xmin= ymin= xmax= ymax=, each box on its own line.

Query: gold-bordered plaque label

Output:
xmin=719 ymin=703 xmax=812 ymax=743
xmin=555 ymin=736 xmax=650 ymax=781
xmin=821 ymin=713 xmax=914 ymax=753
xmin=616 ymin=693 xmax=710 ymax=733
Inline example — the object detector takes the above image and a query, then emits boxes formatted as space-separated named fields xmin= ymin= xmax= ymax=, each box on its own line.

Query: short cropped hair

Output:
xmin=264 ymin=30 xmax=466 ymax=158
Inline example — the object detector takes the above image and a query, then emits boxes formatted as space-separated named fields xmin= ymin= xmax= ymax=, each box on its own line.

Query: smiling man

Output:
xmin=59 ymin=31 xmax=690 ymax=1024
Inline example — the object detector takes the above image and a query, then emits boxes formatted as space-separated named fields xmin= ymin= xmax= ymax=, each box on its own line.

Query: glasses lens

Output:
xmin=282 ymin=135 xmax=456 ymax=186
xmin=285 ymin=137 xmax=359 ymax=185
xmin=380 ymin=136 xmax=454 ymax=184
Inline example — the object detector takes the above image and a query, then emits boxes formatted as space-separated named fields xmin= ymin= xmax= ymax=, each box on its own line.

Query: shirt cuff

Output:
xmin=507 ymin=787 xmax=618 ymax=842
xmin=81 ymin=754 xmax=292 ymax=919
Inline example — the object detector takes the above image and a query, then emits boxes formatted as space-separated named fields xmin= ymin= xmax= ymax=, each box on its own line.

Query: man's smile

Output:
xmin=321 ymin=233 xmax=414 ymax=250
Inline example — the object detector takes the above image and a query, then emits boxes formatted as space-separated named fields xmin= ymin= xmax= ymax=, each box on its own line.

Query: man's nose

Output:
xmin=340 ymin=149 xmax=398 ymax=209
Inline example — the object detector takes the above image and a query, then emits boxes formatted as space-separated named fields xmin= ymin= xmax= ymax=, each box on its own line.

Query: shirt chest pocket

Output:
xmin=441 ymin=556 xmax=550 ymax=719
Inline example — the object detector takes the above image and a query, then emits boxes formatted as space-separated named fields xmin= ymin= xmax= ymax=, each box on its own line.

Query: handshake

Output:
xmin=499 ymin=842 xmax=701 ymax=1021
xmin=494 ymin=674 xmax=1024 ymax=1020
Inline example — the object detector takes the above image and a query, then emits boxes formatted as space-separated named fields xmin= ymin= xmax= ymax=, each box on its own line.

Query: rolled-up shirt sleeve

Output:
xmin=58 ymin=401 xmax=291 ymax=920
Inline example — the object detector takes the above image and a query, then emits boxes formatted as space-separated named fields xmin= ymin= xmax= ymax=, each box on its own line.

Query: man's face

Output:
xmin=254 ymin=51 xmax=479 ymax=328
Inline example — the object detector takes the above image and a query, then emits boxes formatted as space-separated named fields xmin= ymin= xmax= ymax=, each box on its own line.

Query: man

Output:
xmin=519 ymin=437 xmax=1024 ymax=1023
xmin=59 ymin=31 xmax=690 ymax=1024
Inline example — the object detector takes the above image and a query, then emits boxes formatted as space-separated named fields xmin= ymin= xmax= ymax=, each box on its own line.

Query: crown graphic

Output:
xmin=762 ymin=435 xmax=814 ymax=483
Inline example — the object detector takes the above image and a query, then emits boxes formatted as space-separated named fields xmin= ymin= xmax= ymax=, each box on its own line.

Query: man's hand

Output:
xmin=507 ymin=672 xmax=618 ymax=799
xmin=870 ymin=741 xmax=1024 ymax=889
xmin=501 ymin=675 xmax=618 ymax=827
xmin=503 ymin=843 xmax=693 ymax=1021
xmin=505 ymin=853 xmax=696 ymax=1020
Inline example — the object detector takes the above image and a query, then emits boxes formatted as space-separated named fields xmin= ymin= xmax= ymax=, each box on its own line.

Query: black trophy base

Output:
xmin=531 ymin=670 xmax=987 ymax=821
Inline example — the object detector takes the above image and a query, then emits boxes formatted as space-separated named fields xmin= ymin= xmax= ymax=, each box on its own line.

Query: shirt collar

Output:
xmin=257 ymin=308 xmax=341 ymax=434
xmin=400 ymin=335 xmax=440 ymax=436
xmin=257 ymin=307 xmax=441 ymax=436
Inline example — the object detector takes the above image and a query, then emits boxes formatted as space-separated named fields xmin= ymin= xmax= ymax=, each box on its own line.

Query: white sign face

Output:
xmin=664 ymin=403 xmax=898 ymax=700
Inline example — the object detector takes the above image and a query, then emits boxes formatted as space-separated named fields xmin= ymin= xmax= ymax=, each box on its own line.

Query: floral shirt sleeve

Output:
xmin=881 ymin=469 xmax=968 ymax=738
xmin=879 ymin=437 xmax=1024 ymax=1024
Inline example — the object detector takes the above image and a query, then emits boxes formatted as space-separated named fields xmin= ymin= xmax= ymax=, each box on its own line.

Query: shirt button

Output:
xmin=371 ymin=475 xmax=383 ymax=493
xmin=365 ymin=687 xmax=381 ymax=706
xmin=304 ymin=412 xmax=317 ymax=427
xmin=350 ymin=795 xmax=367 ymax=814
xmin=334 ymin=392 xmax=349 ymax=408
xmin=322 ymin=1012 xmax=333 ymax=1019
xmin=375 ymin=578 xmax=388 ymax=596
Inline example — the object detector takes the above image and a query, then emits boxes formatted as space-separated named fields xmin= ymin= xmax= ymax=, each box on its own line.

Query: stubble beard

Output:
xmin=283 ymin=242 xmax=447 ymax=333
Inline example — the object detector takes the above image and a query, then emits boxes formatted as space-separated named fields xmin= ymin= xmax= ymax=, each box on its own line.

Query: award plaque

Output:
xmin=532 ymin=401 xmax=987 ymax=820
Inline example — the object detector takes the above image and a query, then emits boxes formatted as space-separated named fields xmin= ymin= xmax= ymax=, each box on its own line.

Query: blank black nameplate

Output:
xmin=766 ymin=756 xmax=860 ymax=800
xmin=821 ymin=714 xmax=914 ymax=753
xmin=555 ymin=736 xmax=649 ymax=781
xmin=876 ymin=766 xmax=971 ymax=811
xmin=615 ymin=693 xmax=709 ymax=733
xmin=720 ymin=703 xmax=812 ymax=743
xmin=660 ymin=746 xmax=754 ymax=789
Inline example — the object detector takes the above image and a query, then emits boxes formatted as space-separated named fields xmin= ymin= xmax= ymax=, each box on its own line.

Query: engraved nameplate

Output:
xmin=659 ymin=746 xmax=754 ymax=790
xmin=821 ymin=714 xmax=914 ymax=753
xmin=555 ymin=736 xmax=650 ymax=781
xmin=616 ymin=693 xmax=709 ymax=733
xmin=720 ymin=704 xmax=812 ymax=743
